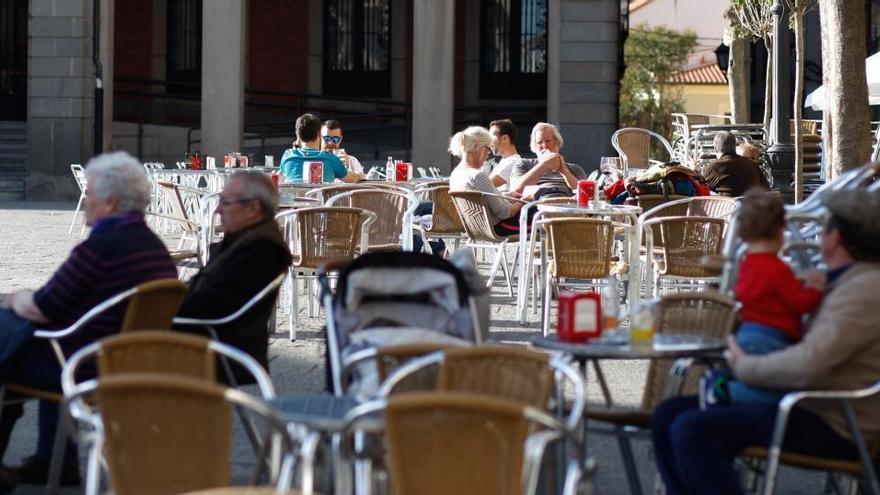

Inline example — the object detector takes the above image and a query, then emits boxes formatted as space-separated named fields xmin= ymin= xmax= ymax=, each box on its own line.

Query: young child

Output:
xmin=703 ymin=190 xmax=824 ymax=407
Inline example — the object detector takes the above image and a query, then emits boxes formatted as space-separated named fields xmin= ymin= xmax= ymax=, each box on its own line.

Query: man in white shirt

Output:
xmin=321 ymin=119 xmax=364 ymax=174
xmin=488 ymin=119 xmax=522 ymax=192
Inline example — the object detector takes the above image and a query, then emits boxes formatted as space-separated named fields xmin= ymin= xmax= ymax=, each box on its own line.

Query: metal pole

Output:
xmin=765 ymin=0 xmax=795 ymax=200
xmin=92 ymin=0 xmax=103 ymax=155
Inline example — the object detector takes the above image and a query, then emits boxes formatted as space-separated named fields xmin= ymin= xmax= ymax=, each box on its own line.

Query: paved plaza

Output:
xmin=0 ymin=202 xmax=824 ymax=494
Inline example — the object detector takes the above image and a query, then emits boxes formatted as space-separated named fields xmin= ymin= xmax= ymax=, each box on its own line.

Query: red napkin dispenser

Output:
xmin=557 ymin=291 xmax=602 ymax=342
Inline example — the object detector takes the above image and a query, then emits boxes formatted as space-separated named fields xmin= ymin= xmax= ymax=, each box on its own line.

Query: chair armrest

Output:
xmin=33 ymin=286 xmax=139 ymax=341
xmin=173 ymin=273 xmax=285 ymax=327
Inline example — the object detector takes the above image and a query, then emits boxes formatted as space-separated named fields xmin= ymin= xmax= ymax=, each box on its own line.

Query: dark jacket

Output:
xmin=176 ymin=219 xmax=291 ymax=381
xmin=703 ymin=154 xmax=769 ymax=197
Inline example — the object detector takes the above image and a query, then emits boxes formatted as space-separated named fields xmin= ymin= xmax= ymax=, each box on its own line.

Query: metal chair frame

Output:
xmin=67 ymin=164 xmax=88 ymax=237
xmin=611 ymin=128 xmax=675 ymax=176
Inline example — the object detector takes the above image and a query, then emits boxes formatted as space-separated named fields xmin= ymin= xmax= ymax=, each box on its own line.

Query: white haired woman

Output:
xmin=448 ymin=126 xmax=527 ymax=236
xmin=0 ymin=151 xmax=177 ymax=490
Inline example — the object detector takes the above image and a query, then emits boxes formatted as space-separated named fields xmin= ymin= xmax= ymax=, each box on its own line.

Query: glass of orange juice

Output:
xmin=630 ymin=301 xmax=657 ymax=347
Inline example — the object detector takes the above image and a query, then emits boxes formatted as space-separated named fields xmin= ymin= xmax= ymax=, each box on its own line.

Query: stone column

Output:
xmin=27 ymin=0 xmax=94 ymax=200
xmin=546 ymin=0 xmax=619 ymax=171
xmin=100 ymin=0 xmax=114 ymax=151
xmin=412 ymin=0 xmax=455 ymax=173
xmin=201 ymin=0 xmax=246 ymax=158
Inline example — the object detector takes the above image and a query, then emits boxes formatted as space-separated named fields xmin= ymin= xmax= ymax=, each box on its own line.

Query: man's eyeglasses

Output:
xmin=322 ymin=135 xmax=342 ymax=145
xmin=218 ymin=197 xmax=255 ymax=207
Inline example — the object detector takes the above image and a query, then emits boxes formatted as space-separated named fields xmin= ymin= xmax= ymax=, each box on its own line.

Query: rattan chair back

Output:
xmin=658 ymin=216 xmax=726 ymax=277
xmin=612 ymin=128 xmax=673 ymax=169
xmin=641 ymin=292 xmax=737 ymax=410
xmin=312 ymin=184 xmax=372 ymax=204
xmin=543 ymin=217 xmax=615 ymax=280
xmin=96 ymin=331 xmax=217 ymax=380
xmin=292 ymin=206 xmax=370 ymax=268
xmin=377 ymin=343 xmax=450 ymax=394
xmin=448 ymin=191 xmax=506 ymax=243
xmin=120 ymin=278 xmax=187 ymax=332
xmin=336 ymin=189 xmax=410 ymax=251
xmin=385 ymin=392 xmax=529 ymax=495
xmin=96 ymin=374 xmax=232 ymax=495
xmin=639 ymin=195 xmax=689 ymax=249
xmin=425 ymin=186 xmax=465 ymax=234
xmin=156 ymin=180 xmax=199 ymax=235
xmin=438 ymin=346 xmax=553 ymax=409
xmin=685 ymin=196 xmax=737 ymax=219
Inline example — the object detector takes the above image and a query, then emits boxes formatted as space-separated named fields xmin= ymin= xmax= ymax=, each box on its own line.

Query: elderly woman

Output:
xmin=651 ymin=188 xmax=880 ymax=494
xmin=0 ymin=152 xmax=177 ymax=490
xmin=448 ymin=126 xmax=526 ymax=236
xmin=509 ymin=122 xmax=587 ymax=199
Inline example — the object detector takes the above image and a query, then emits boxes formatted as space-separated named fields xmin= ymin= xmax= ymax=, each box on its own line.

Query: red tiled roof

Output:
xmin=630 ymin=0 xmax=653 ymax=13
xmin=668 ymin=62 xmax=728 ymax=85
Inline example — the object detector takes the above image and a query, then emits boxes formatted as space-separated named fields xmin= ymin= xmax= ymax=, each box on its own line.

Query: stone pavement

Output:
xmin=0 ymin=202 xmax=821 ymax=494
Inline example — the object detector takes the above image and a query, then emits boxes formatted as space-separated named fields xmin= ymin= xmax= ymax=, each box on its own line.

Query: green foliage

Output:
xmin=619 ymin=24 xmax=697 ymax=143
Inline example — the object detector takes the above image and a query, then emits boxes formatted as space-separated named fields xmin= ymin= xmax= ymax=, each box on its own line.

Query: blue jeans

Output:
xmin=728 ymin=323 xmax=791 ymax=405
xmin=652 ymin=396 xmax=858 ymax=495
xmin=0 ymin=308 xmax=77 ymax=466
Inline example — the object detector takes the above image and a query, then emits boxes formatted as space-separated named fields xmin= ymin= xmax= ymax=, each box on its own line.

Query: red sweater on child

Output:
xmin=735 ymin=252 xmax=823 ymax=341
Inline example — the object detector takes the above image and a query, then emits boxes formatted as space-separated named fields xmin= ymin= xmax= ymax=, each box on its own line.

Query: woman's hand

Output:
xmin=725 ymin=336 xmax=744 ymax=369
xmin=505 ymin=190 xmax=522 ymax=200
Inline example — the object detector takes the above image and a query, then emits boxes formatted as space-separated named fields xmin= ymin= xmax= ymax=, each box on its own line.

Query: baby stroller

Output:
xmin=719 ymin=161 xmax=880 ymax=294
xmin=318 ymin=251 xmax=489 ymax=395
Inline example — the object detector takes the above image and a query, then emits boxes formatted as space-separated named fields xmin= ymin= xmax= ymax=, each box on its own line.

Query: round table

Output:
xmin=532 ymin=332 xmax=726 ymax=360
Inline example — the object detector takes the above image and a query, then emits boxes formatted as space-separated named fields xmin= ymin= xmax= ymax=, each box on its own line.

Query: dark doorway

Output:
xmin=167 ymin=0 xmax=202 ymax=95
xmin=324 ymin=0 xmax=391 ymax=97
xmin=480 ymin=0 xmax=547 ymax=100
xmin=0 ymin=0 xmax=28 ymax=121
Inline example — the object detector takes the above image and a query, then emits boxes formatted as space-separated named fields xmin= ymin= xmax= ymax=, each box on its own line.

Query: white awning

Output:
xmin=805 ymin=52 xmax=880 ymax=111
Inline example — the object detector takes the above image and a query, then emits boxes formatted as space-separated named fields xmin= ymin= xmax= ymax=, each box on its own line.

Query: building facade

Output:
xmin=0 ymin=0 xmax=625 ymax=200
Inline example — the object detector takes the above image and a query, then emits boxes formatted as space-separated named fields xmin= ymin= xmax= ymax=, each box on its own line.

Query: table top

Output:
xmin=537 ymin=203 xmax=642 ymax=215
xmin=690 ymin=123 xmax=764 ymax=131
xmin=271 ymin=393 xmax=362 ymax=432
xmin=532 ymin=332 xmax=726 ymax=359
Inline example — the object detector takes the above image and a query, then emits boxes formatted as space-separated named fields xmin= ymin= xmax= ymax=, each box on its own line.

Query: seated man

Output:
xmin=321 ymin=119 xmax=363 ymax=174
xmin=280 ymin=113 xmax=364 ymax=183
xmin=0 ymin=152 xmax=177 ymax=489
xmin=487 ymin=118 xmax=523 ymax=192
xmin=652 ymin=187 xmax=880 ymax=494
xmin=510 ymin=122 xmax=587 ymax=199
xmin=175 ymin=171 xmax=292 ymax=379
xmin=704 ymin=131 xmax=769 ymax=197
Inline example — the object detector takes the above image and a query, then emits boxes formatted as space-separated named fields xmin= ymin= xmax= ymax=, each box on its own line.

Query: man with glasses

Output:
xmin=176 ymin=171 xmax=291 ymax=379
xmin=321 ymin=119 xmax=363 ymax=174
xmin=280 ymin=113 xmax=364 ymax=183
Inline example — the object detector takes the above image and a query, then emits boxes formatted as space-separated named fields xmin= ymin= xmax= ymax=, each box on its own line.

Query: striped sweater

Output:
xmin=33 ymin=212 xmax=177 ymax=355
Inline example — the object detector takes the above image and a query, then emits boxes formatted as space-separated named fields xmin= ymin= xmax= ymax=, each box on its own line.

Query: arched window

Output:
xmin=324 ymin=0 xmax=391 ymax=97
xmin=481 ymin=0 xmax=547 ymax=100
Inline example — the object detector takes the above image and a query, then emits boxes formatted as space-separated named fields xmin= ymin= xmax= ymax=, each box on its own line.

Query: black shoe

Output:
xmin=0 ymin=466 xmax=18 ymax=494
xmin=14 ymin=456 xmax=80 ymax=487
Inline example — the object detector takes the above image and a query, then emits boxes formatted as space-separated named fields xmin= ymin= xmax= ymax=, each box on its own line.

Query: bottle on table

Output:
xmin=385 ymin=156 xmax=395 ymax=182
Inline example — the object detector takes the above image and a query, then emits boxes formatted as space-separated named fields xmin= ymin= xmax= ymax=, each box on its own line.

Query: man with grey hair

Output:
xmin=703 ymin=131 xmax=768 ymax=197
xmin=176 ymin=171 xmax=291 ymax=379
xmin=0 ymin=151 xmax=177 ymax=489
xmin=510 ymin=122 xmax=587 ymax=199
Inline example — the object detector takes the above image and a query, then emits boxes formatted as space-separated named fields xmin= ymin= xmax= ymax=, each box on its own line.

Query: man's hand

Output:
xmin=6 ymin=290 xmax=50 ymax=324
xmin=805 ymin=270 xmax=826 ymax=291
xmin=537 ymin=151 xmax=562 ymax=172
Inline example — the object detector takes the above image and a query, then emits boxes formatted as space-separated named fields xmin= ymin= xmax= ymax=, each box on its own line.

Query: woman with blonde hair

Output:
xmin=448 ymin=126 xmax=526 ymax=236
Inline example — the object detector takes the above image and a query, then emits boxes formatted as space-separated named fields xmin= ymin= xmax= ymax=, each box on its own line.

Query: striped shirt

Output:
xmin=449 ymin=164 xmax=511 ymax=225
xmin=33 ymin=212 xmax=177 ymax=355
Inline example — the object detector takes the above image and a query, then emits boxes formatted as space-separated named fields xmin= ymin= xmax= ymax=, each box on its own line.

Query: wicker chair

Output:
xmin=305 ymin=183 xmax=373 ymax=204
xmin=1 ymin=278 xmax=187 ymax=492
xmin=276 ymin=206 xmax=376 ymax=340
xmin=538 ymin=217 xmax=617 ymax=337
xmin=68 ymin=164 xmax=88 ymax=237
xmin=341 ymin=343 xmax=458 ymax=397
xmin=448 ymin=190 xmax=522 ymax=296
xmin=155 ymin=180 xmax=208 ymax=252
xmin=684 ymin=196 xmax=737 ymax=219
xmin=64 ymin=374 xmax=299 ymax=495
xmin=611 ymin=128 xmax=674 ymax=175
xmin=413 ymin=184 xmax=467 ymax=254
xmin=325 ymin=188 xmax=417 ymax=252
xmin=646 ymin=216 xmax=726 ymax=297
xmin=345 ymin=392 xmax=589 ymax=495
xmin=586 ymin=291 xmax=737 ymax=494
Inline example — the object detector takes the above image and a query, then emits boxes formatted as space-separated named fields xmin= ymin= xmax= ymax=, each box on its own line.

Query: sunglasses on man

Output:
xmin=322 ymin=135 xmax=342 ymax=145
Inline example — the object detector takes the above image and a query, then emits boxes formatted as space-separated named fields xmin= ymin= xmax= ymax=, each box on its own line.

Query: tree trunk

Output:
xmin=793 ymin=11 xmax=804 ymax=203
xmin=762 ymin=35 xmax=773 ymax=137
xmin=818 ymin=0 xmax=872 ymax=179
xmin=728 ymin=36 xmax=751 ymax=123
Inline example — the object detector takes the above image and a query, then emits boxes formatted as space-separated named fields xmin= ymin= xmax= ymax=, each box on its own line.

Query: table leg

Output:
xmin=591 ymin=358 xmax=643 ymax=495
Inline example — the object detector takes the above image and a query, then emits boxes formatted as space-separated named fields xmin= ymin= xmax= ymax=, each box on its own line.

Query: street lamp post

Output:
xmin=766 ymin=0 xmax=795 ymax=200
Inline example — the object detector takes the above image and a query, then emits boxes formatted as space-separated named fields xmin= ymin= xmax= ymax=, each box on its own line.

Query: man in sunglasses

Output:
xmin=321 ymin=119 xmax=364 ymax=174
xmin=280 ymin=113 xmax=364 ymax=183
